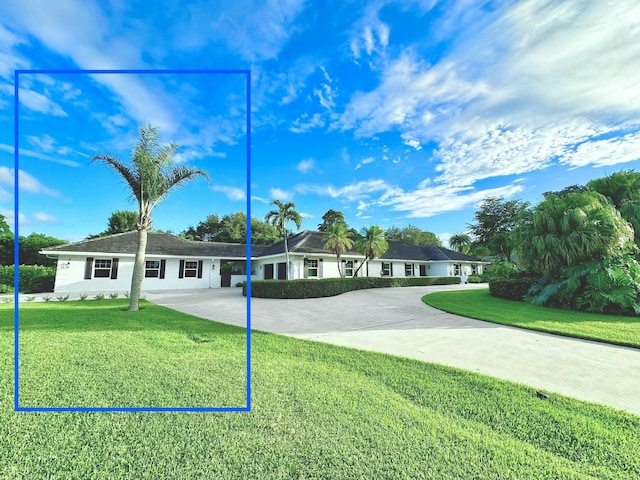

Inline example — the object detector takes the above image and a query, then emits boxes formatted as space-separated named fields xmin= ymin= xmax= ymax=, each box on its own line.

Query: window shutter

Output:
xmin=159 ymin=260 xmax=166 ymax=279
xmin=110 ymin=258 xmax=119 ymax=279
xmin=85 ymin=257 xmax=93 ymax=279
xmin=390 ymin=263 xmax=394 ymax=277
xmin=303 ymin=258 xmax=308 ymax=279
xmin=197 ymin=260 xmax=203 ymax=279
xmin=319 ymin=258 xmax=323 ymax=279
xmin=179 ymin=260 xmax=184 ymax=278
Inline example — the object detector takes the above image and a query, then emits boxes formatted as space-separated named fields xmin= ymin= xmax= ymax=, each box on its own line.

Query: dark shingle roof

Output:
xmin=42 ymin=231 xmax=262 ymax=258
xmin=42 ymin=230 xmax=481 ymax=262
xmin=257 ymin=231 xmax=482 ymax=261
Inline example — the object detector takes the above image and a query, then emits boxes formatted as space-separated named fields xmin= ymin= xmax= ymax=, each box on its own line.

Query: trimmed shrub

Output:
xmin=0 ymin=265 xmax=56 ymax=293
xmin=244 ymin=276 xmax=460 ymax=299
xmin=467 ymin=275 xmax=483 ymax=283
xmin=489 ymin=278 xmax=536 ymax=301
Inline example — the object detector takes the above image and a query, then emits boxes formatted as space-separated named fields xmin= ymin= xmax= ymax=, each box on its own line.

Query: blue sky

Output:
xmin=1 ymin=0 xmax=639 ymax=246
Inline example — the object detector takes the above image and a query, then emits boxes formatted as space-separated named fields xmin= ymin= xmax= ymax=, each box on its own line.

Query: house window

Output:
xmin=307 ymin=259 xmax=319 ymax=277
xmin=344 ymin=260 xmax=354 ymax=277
xmin=94 ymin=259 xmax=112 ymax=278
xmin=184 ymin=261 xmax=199 ymax=277
xmin=471 ymin=264 xmax=477 ymax=275
xmin=381 ymin=262 xmax=392 ymax=276
xmin=145 ymin=260 xmax=160 ymax=278
xmin=405 ymin=263 xmax=414 ymax=276
xmin=454 ymin=264 xmax=461 ymax=276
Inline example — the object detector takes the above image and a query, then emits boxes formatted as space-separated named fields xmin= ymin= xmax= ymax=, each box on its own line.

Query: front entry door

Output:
xmin=277 ymin=262 xmax=287 ymax=280
xmin=264 ymin=264 xmax=274 ymax=280
xmin=419 ymin=265 xmax=427 ymax=276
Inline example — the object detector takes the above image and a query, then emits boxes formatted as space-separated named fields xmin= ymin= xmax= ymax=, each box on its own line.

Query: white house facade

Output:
xmin=41 ymin=230 xmax=485 ymax=293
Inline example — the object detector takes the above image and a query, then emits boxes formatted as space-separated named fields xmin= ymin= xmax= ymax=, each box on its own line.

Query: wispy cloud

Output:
xmin=340 ymin=0 xmax=640 ymax=186
xmin=290 ymin=113 xmax=325 ymax=133
xmin=295 ymin=179 xmax=389 ymax=201
xmin=19 ymin=88 xmax=67 ymax=116
xmin=297 ymin=158 xmax=315 ymax=173
xmin=32 ymin=211 xmax=57 ymax=223
xmin=212 ymin=185 xmax=246 ymax=201
xmin=0 ymin=144 xmax=81 ymax=167
xmin=0 ymin=166 xmax=60 ymax=197
xmin=269 ymin=187 xmax=293 ymax=201
xmin=355 ymin=157 xmax=374 ymax=170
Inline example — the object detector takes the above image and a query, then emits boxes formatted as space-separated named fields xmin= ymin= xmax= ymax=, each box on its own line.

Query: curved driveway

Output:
xmin=145 ymin=284 xmax=640 ymax=416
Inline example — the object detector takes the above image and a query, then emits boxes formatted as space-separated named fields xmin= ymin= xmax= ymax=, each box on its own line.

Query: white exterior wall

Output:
xmin=53 ymin=255 xmax=215 ymax=293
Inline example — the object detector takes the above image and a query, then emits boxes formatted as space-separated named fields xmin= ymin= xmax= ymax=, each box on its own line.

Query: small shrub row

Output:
xmin=0 ymin=265 xmax=56 ymax=293
xmin=466 ymin=275 xmax=483 ymax=283
xmin=489 ymin=278 xmax=536 ymax=301
xmin=244 ymin=276 xmax=460 ymax=299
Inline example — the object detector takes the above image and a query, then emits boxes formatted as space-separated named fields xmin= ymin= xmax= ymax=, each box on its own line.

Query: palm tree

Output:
xmin=449 ymin=233 xmax=472 ymax=254
xmin=353 ymin=225 xmax=389 ymax=277
xmin=92 ymin=125 xmax=208 ymax=311
xmin=322 ymin=224 xmax=354 ymax=277
xmin=265 ymin=200 xmax=302 ymax=280
xmin=513 ymin=191 xmax=633 ymax=276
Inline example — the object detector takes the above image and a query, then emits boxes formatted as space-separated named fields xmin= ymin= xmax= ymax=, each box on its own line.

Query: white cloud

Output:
xmin=297 ymin=158 xmax=315 ymax=173
xmin=299 ymin=212 xmax=314 ymax=218
xmin=0 ymin=144 xmax=81 ymax=167
xmin=0 ymin=208 xmax=27 ymax=228
xmin=19 ymin=88 xmax=67 ymax=116
xmin=269 ymin=187 xmax=293 ymax=201
xmin=32 ymin=211 xmax=57 ymax=223
xmin=355 ymin=157 xmax=375 ymax=170
xmin=340 ymin=0 xmax=640 ymax=186
xmin=295 ymin=179 xmax=389 ymax=201
xmin=209 ymin=0 xmax=306 ymax=62
xmin=0 ymin=167 xmax=60 ymax=197
xmin=403 ymin=138 xmax=422 ymax=150
xmin=212 ymin=185 xmax=246 ymax=201
xmin=377 ymin=183 xmax=524 ymax=218
xmin=290 ymin=113 xmax=325 ymax=133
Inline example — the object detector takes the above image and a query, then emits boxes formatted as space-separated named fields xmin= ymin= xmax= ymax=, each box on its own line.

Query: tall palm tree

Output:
xmin=265 ymin=200 xmax=302 ymax=280
xmin=322 ymin=224 xmax=354 ymax=277
xmin=92 ymin=125 xmax=208 ymax=311
xmin=353 ymin=225 xmax=389 ymax=277
xmin=449 ymin=233 xmax=472 ymax=254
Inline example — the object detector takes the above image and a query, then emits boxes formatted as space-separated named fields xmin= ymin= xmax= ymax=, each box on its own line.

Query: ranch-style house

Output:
xmin=41 ymin=230 xmax=485 ymax=293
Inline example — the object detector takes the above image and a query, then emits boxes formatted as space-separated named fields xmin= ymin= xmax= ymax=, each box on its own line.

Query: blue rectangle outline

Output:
xmin=14 ymin=68 xmax=251 ymax=413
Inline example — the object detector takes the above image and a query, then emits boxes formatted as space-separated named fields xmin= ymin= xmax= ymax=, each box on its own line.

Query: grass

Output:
xmin=422 ymin=289 xmax=640 ymax=348
xmin=0 ymin=300 xmax=639 ymax=479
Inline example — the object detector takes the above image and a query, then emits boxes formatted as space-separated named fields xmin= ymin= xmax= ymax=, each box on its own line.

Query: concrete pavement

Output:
xmin=145 ymin=284 xmax=640 ymax=416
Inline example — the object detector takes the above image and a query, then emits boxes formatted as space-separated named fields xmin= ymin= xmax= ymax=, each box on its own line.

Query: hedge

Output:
xmin=0 ymin=265 xmax=56 ymax=293
xmin=244 ymin=276 xmax=460 ymax=299
xmin=488 ymin=278 xmax=536 ymax=301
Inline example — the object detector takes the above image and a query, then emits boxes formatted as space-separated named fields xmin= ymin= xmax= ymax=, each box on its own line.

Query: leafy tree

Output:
xmin=386 ymin=225 xmax=442 ymax=247
xmin=468 ymin=197 xmax=529 ymax=260
xmin=322 ymin=224 xmax=354 ymax=277
xmin=265 ymin=200 xmax=302 ymax=280
xmin=513 ymin=191 xmax=633 ymax=276
xmin=92 ymin=124 xmax=208 ymax=311
xmin=106 ymin=210 xmax=138 ymax=234
xmin=588 ymin=170 xmax=640 ymax=245
xmin=18 ymin=233 xmax=66 ymax=266
xmin=449 ymin=233 xmax=472 ymax=254
xmin=353 ymin=225 xmax=389 ymax=277
xmin=318 ymin=209 xmax=348 ymax=232
xmin=182 ymin=212 xmax=280 ymax=245
xmin=0 ymin=214 xmax=13 ymax=265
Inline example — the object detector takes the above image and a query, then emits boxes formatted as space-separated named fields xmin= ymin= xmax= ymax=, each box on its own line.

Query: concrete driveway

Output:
xmin=145 ymin=284 xmax=640 ymax=416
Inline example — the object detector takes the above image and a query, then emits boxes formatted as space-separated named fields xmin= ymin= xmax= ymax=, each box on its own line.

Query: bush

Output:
xmin=467 ymin=275 xmax=483 ymax=283
xmin=244 ymin=276 xmax=460 ymax=299
xmin=0 ymin=265 xmax=56 ymax=293
xmin=489 ymin=278 xmax=536 ymax=301
xmin=0 ymin=284 xmax=13 ymax=293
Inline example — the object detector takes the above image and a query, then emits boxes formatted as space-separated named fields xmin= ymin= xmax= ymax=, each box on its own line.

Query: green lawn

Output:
xmin=422 ymin=289 xmax=640 ymax=348
xmin=0 ymin=300 xmax=638 ymax=479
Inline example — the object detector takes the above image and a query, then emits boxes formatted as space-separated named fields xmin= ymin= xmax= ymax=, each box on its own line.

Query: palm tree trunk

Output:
xmin=128 ymin=228 xmax=147 ymax=311
xmin=283 ymin=225 xmax=290 ymax=280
